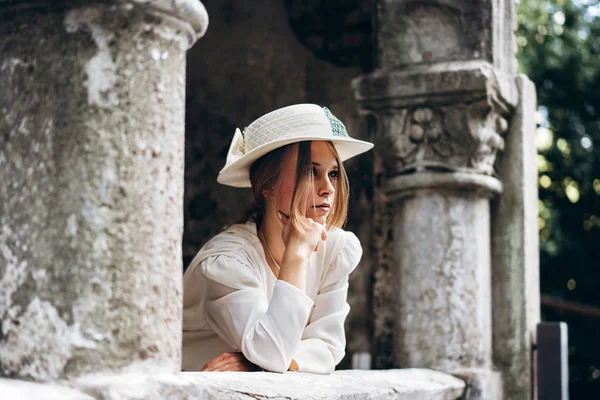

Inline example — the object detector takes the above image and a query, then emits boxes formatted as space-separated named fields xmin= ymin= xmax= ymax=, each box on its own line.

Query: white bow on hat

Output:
xmin=224 ymin=128 xmax=246 ymax=167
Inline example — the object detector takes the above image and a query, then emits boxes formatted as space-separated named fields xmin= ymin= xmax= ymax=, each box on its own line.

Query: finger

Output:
xmin=202 ymin=362 xmax=221 ymax=372
xmin=311 ymin=219 xmax=323 ymax=229
xmin=202 ymin=359 xmax=227 ymax=371
xmin=201 ymin=353 xmax=226 ymax=371
xmin=212 ymin=361 xmax=237 ymax=372
xmin=278 ymin=211 xmax=289 ymax=223
xmin=214 ymin=360 xmax=249 ymax=372
xmin=203 ymin=353 xmax=237 ymax=371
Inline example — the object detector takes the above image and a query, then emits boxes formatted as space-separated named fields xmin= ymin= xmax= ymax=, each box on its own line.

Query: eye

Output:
xmin=329 ymin=170 xmax=339 ymax=180
xmin=311 ymin=167 xmax=318 ymax=176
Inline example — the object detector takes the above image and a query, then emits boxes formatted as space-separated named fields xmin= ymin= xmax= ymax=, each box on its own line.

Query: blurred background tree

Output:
xmin=517 ymin=0 xmax=600 ymax=397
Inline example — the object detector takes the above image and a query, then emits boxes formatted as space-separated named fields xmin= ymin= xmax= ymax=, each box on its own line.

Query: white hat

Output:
xmin=217 ymin=104 xmax=374 ymax=188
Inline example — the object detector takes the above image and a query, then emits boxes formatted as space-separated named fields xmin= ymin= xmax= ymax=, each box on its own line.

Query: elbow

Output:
xmin=242 ymin=350 xmax=289 ymax=373
xmin=264 ymin=361 xmax=289 ymax=374
xmin=241 ymin=341 xmax=291 ymax=374
xmin=240 ymin=320 xmax=302 ymax=373
xmin=331 ymin=345 xmax=346 ymax=369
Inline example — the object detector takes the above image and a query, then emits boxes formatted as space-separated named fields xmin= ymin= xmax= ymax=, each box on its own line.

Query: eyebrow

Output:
xmin=312 ymin=162 xmax=339 ymax=169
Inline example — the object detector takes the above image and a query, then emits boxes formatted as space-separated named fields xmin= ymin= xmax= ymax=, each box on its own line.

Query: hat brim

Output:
xmin=217 ymin=136 xmax=374 ymax=188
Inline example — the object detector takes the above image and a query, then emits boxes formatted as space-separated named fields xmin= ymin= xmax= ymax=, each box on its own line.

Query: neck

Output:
xmin=260 ymin=213 xmax=285 ymax=267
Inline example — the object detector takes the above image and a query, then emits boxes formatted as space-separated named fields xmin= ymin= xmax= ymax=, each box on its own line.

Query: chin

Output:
xmin=305 ymin=208 xmax=328 ymax=225
xmin=314 ymin=216 xmax=327 ymax=225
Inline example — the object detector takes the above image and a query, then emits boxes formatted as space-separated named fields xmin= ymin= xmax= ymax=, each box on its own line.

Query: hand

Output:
xmin=280 ymin=212 xmax=327 ymax=262
xmin=200 ymin=352 xmax=261 ymax=372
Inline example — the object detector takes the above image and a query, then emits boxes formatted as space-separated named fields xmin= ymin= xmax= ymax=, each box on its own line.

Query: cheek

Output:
xmin=278 ymin=180 xmax=295 ymax=210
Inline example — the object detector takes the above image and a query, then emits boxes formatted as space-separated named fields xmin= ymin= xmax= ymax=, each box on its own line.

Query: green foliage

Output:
xmin=517 ymin=0 xmax=600 ymax=397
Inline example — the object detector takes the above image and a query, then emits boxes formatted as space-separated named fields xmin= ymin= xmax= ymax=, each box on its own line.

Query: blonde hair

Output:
xmin=239 ymin=141 xmax=349 ymax=232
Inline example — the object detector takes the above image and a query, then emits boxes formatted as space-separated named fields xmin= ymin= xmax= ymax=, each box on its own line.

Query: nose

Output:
xmin=318 ymin=175 xmax=335 ymax=198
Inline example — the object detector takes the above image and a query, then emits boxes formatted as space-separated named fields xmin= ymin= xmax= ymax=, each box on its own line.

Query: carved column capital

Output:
xmin=354 ymin=61 xmax=515 ymax=182
xmin=372 ymin=98 xmax=509 ymax=177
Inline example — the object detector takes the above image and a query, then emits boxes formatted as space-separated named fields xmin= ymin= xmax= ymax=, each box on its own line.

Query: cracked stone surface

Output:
xmin=0 ymin=367 xmax=466 ymax=400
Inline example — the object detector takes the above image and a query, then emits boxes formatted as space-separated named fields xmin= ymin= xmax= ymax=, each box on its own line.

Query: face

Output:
xmin=274 ymin=141 xmax=339 ymax=225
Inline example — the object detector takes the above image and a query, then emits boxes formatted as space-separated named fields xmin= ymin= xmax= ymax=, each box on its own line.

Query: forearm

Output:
xmin=236 ymin=280 xmax=313 ymax=372
xmin=292 ymin=337 xmax=340 ymax=374
xmin=290 ymin=281 xmax=352 ymax=374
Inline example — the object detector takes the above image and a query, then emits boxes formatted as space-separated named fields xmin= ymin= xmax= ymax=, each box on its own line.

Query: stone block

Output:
xmin=353 ymin=61 xmax=518 ymax=110
xmin=375 ymin=0 xmax=517 ymax=75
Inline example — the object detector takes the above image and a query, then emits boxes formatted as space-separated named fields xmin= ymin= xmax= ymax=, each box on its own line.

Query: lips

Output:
xmin=313 ymin=203 xmax=331 ymax=212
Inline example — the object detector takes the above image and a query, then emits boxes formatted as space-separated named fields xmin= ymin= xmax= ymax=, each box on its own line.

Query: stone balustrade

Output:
xmin=0 ymin=368 xmax=465 ymax=400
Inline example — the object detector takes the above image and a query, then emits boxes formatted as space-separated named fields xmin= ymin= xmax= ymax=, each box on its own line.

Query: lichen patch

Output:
xmin=64 ymin=9 xmax=117 ymax=108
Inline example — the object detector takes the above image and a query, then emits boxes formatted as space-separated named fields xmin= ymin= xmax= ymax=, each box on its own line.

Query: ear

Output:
xmin=261 ymin=188 xmax=271 ymax=199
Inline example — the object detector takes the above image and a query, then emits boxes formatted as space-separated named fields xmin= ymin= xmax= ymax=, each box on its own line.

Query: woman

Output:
xmin=182 ymin=104 xmax=373 ymax=374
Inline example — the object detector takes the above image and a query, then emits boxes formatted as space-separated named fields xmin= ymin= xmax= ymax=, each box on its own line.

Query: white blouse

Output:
xmin=182 ymin=219 xmax=362 ymax=374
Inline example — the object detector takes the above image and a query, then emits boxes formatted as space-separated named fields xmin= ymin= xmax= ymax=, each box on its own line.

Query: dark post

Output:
xmin=537 ymin=322 xmax=569 ymax=400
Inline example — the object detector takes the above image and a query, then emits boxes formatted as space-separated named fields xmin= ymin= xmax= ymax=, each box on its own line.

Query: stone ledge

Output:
xmin=0 ymin=368 xmax=466 ymax=400
xmin=353 ymin=60 xmax=518 ymax=109
xmin=387 ymin=172 xmax=503 ymax=200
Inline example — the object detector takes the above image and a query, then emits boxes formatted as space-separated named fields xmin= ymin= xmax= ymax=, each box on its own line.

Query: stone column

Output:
xmin=354 ymin=1 xmax=536 ymax=399
xmin=0 ymin=1 xmax=207 ymax=381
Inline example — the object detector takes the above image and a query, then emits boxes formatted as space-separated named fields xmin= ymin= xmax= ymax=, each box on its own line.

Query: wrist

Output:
xmin=281 ymin=250 xmax=308 ymax=268
xmin=278 ymin=251 xmax=308 ymax=292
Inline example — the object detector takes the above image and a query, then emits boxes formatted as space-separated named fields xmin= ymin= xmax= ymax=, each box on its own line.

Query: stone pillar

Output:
xmin=354 ymin=1 xmax=537 ymax=399
xmin=491 ymin=75 xmax=540 ymax=400
xmin=0 ymin=1 xmax=207 ymax=381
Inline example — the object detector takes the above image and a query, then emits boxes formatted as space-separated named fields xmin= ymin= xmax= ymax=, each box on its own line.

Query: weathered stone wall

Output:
xmin=183 ymin=0 xmax=375 ymax=366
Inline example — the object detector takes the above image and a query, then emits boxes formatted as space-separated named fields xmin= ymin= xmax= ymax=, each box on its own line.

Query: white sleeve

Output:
xmin=293 ymin=231 xmax=363 ymax=374
xmin=200 ymin=255 xmax=314 ymax=373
